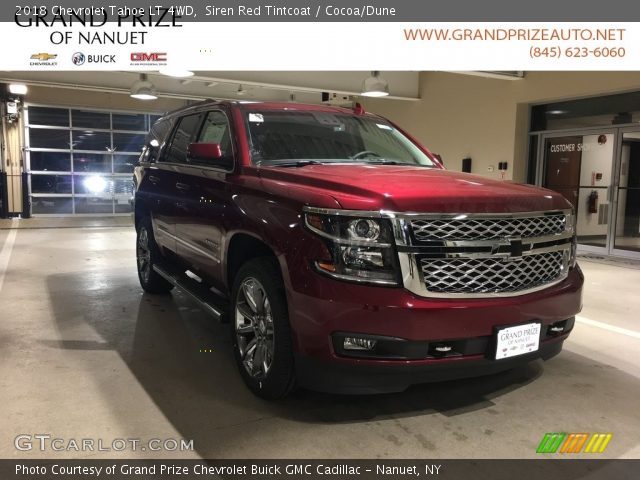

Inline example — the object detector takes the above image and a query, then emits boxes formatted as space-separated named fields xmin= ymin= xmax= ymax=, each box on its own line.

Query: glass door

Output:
xmin=540 ymin=130 xmax=616 ymax=254
xmin=611 ymin=128 xmax=640 ymax=257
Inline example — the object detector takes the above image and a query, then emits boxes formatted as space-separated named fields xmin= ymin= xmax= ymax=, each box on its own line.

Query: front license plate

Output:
xmin=495 ymin=322 xmax=541 ymax=360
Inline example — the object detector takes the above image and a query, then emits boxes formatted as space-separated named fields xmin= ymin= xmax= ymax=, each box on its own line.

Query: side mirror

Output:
xmin=188 ymin=142 xmax=223 ymax=161
xmin=187 ymin=142 xmax=233 ymax=169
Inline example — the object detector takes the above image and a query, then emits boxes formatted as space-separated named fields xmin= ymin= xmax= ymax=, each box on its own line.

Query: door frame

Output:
xmin=535 ymin=126 xmax=635 ymax=258
xmin=610 ymin=125 xmax=640 ymax=259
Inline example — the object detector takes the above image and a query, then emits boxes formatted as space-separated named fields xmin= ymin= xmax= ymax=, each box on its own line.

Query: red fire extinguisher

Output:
xmin=588 ymin=190 xmax=599 ymax=214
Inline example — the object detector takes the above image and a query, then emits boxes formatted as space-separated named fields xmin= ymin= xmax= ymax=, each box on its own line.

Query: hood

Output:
xmin=258 ymin=164 xmax=571 ymax=213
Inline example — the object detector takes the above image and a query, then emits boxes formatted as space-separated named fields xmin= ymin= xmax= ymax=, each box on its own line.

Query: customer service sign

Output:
xmin=1 ymin=0 xmax=639 ymax=70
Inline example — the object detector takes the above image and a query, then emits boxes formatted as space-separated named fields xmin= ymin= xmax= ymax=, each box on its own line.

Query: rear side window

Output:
xmin=162 ymin=114 xmax=202 ymax=164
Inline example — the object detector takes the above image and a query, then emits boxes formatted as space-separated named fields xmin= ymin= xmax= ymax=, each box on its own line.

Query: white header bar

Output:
xmin=1 ymin=22 xmax=638 ymax=71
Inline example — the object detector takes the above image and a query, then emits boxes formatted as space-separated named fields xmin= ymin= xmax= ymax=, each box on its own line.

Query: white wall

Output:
xmin=363 ymin=71 xmax=640 ymax=183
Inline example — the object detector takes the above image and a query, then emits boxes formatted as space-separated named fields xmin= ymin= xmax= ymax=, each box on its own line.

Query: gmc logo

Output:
xmin=131 ymin=52 xmax=167 ymax=62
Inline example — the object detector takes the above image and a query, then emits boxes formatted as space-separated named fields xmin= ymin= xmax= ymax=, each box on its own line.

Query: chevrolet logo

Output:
xmin=509 ymin=237 xmax=524 ymax=258
xmin=491 ymin=236 xmax=525 ymax=261
xmin=31 ymin=53 xmax=57 ymax=61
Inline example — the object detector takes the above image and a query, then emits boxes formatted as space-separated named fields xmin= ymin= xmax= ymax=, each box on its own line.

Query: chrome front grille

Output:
xmin=397 ymin=210 xmax=573 ymax=298
xmin=410 ymin=214 xmax=566 ymax=241
xmin=418 ymin=251 xmax=565 ymax=294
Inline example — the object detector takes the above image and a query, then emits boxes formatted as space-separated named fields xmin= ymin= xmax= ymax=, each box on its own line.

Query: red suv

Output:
xmin=133 ymin=100 xmax=583 ymax=398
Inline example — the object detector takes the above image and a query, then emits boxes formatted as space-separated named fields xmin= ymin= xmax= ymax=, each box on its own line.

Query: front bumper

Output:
xmin=286 ymin=265 xmax=583 ymax=393
xmin=296 ymin=338 xmax=565 ymax=394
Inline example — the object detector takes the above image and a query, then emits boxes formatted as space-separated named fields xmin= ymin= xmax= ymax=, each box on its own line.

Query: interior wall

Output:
xmin=363 ymin=71 xmax=640 ymax=183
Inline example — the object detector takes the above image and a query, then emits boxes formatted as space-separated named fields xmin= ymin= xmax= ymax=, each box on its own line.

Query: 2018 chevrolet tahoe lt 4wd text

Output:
xmin=133 ymin=100 xmax=584 ymax=399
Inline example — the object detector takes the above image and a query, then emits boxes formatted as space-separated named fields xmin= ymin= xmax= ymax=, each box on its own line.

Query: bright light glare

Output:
xmin=84 ymin=176 xmax=107 ymax=194
xmin=9 ymin=84 xmax=28 ymax=95
xmin=159 ymin=68 xmax=194 ymax=78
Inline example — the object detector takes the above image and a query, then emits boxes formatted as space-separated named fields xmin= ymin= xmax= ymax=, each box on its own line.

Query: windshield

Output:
xmin=244 ymin=110 xmax=437 ymax=167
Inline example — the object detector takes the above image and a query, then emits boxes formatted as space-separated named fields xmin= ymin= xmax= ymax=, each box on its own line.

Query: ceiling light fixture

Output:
xmin=158 ymin=68 xmax=194 ymax=78
xmin=361 ymin=71 xmax=389 ymax=97
xmin=8 ymin=83 xmax=28 ymax=95
xmin=130 ymin=74 xmax=158 ymax=100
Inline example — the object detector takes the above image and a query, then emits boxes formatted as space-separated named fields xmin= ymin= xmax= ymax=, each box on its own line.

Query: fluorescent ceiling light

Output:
xmin=130 ymin=74 xmax=158 ymax=100
xmin=158 ymin=68 xmax=194 ymax=78
xmin=8 ymin=83 xmax=28 ymax=95
xmin=361 ymin=71 xmax=389 ymax=97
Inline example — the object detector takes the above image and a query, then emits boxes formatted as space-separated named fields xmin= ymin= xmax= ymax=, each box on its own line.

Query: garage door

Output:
xmin=25 ymin=105 xmax=161 ymax=215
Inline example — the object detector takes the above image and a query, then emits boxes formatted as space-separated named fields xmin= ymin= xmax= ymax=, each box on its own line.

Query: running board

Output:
xmin=153 ymin=263 xmax=229 ymax=322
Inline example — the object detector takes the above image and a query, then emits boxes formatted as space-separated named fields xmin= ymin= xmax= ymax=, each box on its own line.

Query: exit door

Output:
xmin=539 ymin=127 xmax=640 ymax=258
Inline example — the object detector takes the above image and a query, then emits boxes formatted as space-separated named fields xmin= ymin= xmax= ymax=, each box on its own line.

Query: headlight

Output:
xmin=304 ymin=210 xmax=400 ymax=285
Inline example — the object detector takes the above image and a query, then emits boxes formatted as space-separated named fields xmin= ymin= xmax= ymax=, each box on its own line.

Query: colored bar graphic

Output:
xmin=560 ymin=433 xmax=589 ymax=453
xmin=538 ymin=433 xmax=613 ymax=454
xmin=584 ymin=433 xmax=613 ymax=453
xmin=537 ymin=432 xmax=566 ymax=453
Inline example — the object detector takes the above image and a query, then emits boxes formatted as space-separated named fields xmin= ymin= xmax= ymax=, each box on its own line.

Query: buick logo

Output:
xmin=71 ymin=52 xmax=85 ymax=66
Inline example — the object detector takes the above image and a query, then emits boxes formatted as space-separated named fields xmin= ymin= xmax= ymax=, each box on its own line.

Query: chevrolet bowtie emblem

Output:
xmin=491 ymin=236 xmax=524 ymax=261
xmin=509 ymin=237 xmax=524 ymax=258
xmin=31 ymin=53 xmax=57 ymax=61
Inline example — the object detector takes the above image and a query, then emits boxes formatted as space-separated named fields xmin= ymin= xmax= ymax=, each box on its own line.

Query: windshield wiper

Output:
xmin=270 ymin=160 xmax=325 ymax=168
xmin=361 ymin=159 xmax=401 ymax=165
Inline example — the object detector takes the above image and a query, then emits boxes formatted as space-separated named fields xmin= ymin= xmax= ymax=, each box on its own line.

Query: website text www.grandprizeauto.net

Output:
xmin=403 ymin=27 xmax=628 ymax=59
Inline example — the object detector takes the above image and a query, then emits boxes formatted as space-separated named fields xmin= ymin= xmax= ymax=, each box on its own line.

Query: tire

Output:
xmin=231 ymin=257 xmax=296 ymax=399
xmin=136 ymin=216 xmax=174 ymax=295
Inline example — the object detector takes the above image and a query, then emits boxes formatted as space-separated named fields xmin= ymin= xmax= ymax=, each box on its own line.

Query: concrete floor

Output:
xmin=0 ymin=224 xmax=639 ymax=459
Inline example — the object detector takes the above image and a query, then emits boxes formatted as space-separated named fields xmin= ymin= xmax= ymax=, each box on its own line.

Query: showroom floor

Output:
xmin=0 ymin=223 xmax=639 ymax=459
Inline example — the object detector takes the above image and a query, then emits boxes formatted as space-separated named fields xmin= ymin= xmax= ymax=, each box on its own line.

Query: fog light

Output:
xmin=343 ymin=337 xmax=377 ymax=351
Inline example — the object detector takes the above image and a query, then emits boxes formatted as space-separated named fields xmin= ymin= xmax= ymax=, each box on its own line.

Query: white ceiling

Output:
xmin=0 ymin=71 xmax=420 ymax=104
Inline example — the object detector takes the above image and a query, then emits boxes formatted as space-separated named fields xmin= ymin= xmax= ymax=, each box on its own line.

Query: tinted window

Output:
xmin=113 ymin=113 xmax=146 ymax=131
xmin=31 ymin=174 xmax=72 ymax=194
xmin=71 ymin=131 xmax=111 ymax=151
xmin=29 ymin=128 xmax=70 ymax=149
xmin=28 ymin=107 xmax=69 ymax=127
xmin=73 ymin=153 xmax=112 ymax=173
xmin=30 ymin=151 xmax=71 ymax=172
xmin=194 ymin=111 xmax=234 ymax=166
xmin=245 ymin=111 xmax=436 ymax=167
xmin=72 ymin=110 xmax=110 ymax=129
xmin=163 ymin=114 xmax=202 ymax=164
xmin=114 ymin=155 xmax=138 ymax=173
xmin=113 ymin=133 xmax=145 ymax=153
xmin=32 ymin=197 xmax=73 ymax=214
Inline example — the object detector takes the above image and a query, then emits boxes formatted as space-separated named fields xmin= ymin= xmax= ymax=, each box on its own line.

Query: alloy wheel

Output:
xmin=235 ymin=277 xmax=275 ymax=379
xmin=137 ymin=227 xmax=151 ymax=283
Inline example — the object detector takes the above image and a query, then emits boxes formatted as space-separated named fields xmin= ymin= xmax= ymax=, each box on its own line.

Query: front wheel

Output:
xmin=231 ymin=258 xmax=296 ymax=399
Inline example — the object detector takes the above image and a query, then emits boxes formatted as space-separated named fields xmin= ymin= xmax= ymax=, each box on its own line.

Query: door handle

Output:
xmin=148 ymin=175 xmax=160 ymax=185
xmin=176 ymin=182 xmax=190 ymax=191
